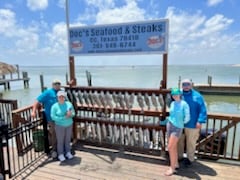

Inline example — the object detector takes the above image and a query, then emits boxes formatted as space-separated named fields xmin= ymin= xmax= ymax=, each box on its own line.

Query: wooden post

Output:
xmin=69 ymin=56 xmax=76 ymax=86
xmin=40 ymin=74 xmax=45 ymax=92
xmin=178 ymin=76 xmax=181 ymax=89
xmin=161 ymin=53 xmax=168 ymax=89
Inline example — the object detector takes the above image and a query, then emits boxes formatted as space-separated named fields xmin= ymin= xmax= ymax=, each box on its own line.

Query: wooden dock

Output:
xmin=11 ymin=144 xmax=240 ymax=180
xmin=0 ymin=71 xmax=30 ymax=90
xmin=193 ymin=84 xmax=240 ymax=95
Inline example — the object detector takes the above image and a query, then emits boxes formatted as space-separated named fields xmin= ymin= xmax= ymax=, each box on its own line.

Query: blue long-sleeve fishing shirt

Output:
xmin=168 ymin=100 xmax=190 ymax=128
xmin=51 ymin=101 xmax=75 ymax=127
xmin=37 ymin=88 xmax=58 ymax=122
xmin=182 ymin=89 xmax=207 ymax=128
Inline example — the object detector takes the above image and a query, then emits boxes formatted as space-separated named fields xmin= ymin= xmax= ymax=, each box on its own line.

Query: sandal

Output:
xmin=164 ymin=168 xmax=176 ymax=176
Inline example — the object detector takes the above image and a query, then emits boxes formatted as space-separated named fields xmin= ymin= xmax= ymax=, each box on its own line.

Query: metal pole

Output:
xmin=65 ymin=0 xmax=70 ymax=56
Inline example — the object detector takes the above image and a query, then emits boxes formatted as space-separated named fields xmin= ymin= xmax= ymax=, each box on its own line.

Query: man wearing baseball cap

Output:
xmin=31 ymin=79 xmax=62 ymax=158
xmin=178 ymin=79 xmax=207 ymax=167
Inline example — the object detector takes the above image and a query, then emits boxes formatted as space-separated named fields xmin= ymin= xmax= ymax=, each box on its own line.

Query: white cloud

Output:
xmin=165 ymin=7 xmax=237 ymax=64
xmin=207 ymin=0 xmax=224 ymax=7
xmin=95 ymin=1 xmax=145 ymax=24
xmin=0 ymin=9 xmax=16 ymax=36
xmin=27 ymin=0 xmax=48 ymax=11
xmin=85 ymin=0 xmax=115 ymax=10
xmin=44 ymin=22 xmax=67 ymax=54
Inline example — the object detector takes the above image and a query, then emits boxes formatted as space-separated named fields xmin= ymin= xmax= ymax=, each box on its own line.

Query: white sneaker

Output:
xmin=65 ymin=152 xmax=73 ymax=159
xmin=58 ymin=154 xmax=66 ymax=162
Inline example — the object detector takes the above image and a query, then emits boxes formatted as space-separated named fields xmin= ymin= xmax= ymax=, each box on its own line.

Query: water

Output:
xmin=1 ymin=64 xmax=240 ymax=114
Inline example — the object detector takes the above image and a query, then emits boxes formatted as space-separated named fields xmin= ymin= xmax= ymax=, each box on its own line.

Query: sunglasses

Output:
xmin=182 ymin=83 xmax=191 ymax=86
xmin=54 ymin=83 xmax=61 ymax=86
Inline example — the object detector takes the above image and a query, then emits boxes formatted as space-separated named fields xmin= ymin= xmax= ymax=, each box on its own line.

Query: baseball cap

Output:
xmin=182 ymin=79 xmax=192 ymax=86
xmin=57 ymin=90 xmax=66 ymax=97
xmin=171 ymin=88 xmax=182 ymax=95
xmin=52 ymin=79 xmax=61 ymax=85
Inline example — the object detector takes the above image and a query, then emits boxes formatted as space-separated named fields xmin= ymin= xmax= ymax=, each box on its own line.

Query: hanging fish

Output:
xmin=102 ymin=123 xmax=107 ymax=140
xmin=132 ymin=127 xmax=137 ymax=146
xmin=137 ymin=93 xmax=144 ymax=113
xmin=112 ymin=92 xmax=119 ymax=108
xmin=85 ymin=122 xmax=90 ymax=139
xmin=113 ymin=124 xmax=119 ymax=143
xmin=118 ymin=92 xmax=125 ymax=109
xmin=96 ymin=123 xmax=102 ymax=143
xmin=108 ymin=124 xmax=114 ymax=143
xmin=158 ymin=94 xmax=165 ymax=108
xmin=83 ymin=90 xmax=90 ymax=106
xmin=129 ymin=93 xmax=135 ymax=109
xmin=144 ymin=93 xmax=151 ymax=110
xmin=105 ymin=91 xmax=114 ymax=114
xmin=152 ymin=129 xmax=157 ymax=148
xmin=93 ymin=92 xmax=102 ymax=108
xmin=88 ymin=91 xmax=95 ymax=108
xmin=151 ymin=93 xmax=158 ymax=111
xmin=91 ymin=122 xmax=96 ymax=140
xmin=77 ymin=90 xmax=84 ymax=105
xmin=119 ymin=125 xmax=124 ymax=145
xmin=66 ymin=89 xmax=73 ymax=102
xmin=125 ymin=126 xmax=130 ymax=146
xmin=99 ymin=91 xmax=107 ymax=114
xmin=144 ymin=128 xmax=150 ymax=148
xmin=138 ymin=127 xmax=144 ymax=147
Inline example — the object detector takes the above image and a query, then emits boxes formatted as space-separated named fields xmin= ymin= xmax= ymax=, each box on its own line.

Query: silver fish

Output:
xmin=144 ymin=128 xmax=150 ymax=148
xmin=93 ymin=92 xmax=102 ymax=107
xmin=113 ymin=124 xmax=119 ymax=143
xmin=151 ymin=93 xmax=158 ymax=111
xmin=102 ymin=123 xmax=107 ymax=140
xmin=138 ymin=127 xmax=144 ymax=147
xmin=96 ymin=123 xmax=101 ymax=143
xmin=120 ymin=125 xmax=124 ymax=145
xmin=99 ymin=91 xmax=107 ymax=110
xmin=129 ymin=93 xmax=135 ymax=108
xmin=83 ymin=91 xmax=90 ymax=106
xmin=118 ymin=93 xmax=125 ymax=109
xmin=108 ymin=124 xmax=114 ymax=143
xmin=112 ymin=92 xmax=119 ymax=108
xmin=137 ymin=93 xmax=144 ymax=113
xmin=77 ymin=90 xmax=84 ymax=105
xmin=88 ymin=91 xmax=95 ymax=107
xmin=91 ymin=122 xmax=96 ymax=139
xmin=125 ymin=126 xmax=130 ymax=146
xmin=105 ymin=91 xmax=114 ymax=113
xmin=132 ymin=127 xmax=137 ymax=146
xmin=85 ymin=122 xmax=90 ymax=139
xmin=66 ymin=89 xmax=73 ymax=102
xmin=158 ymin=94 xmax=165 ymax=108
xmin=144 ymin=93 xmax=151 ymax=110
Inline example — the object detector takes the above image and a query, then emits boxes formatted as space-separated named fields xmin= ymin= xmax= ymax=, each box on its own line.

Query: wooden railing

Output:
xmin=196 ymin=113 xmax=240 ymax=161
xmin=65 ymin=86 xmax=170 ymax=155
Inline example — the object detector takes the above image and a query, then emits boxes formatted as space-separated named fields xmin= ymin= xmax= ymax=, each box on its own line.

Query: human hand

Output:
xmin=66 ymin=108 xmax=72 ymax=118
xmin=31 ymin=111 xmax=36 ymax=118
xmin=196 ymin=122 xmax=202 ymax=129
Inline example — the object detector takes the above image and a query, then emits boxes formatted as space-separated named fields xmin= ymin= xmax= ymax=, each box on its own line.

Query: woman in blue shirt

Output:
xmin=51 ymin=90 xmax=76 ymax=162
xmin=165 ymin=88 xmax=190 ymax=176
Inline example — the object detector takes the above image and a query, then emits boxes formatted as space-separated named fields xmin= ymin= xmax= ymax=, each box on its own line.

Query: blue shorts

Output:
xmin=166 ymin=121 xmax=183 ymax=138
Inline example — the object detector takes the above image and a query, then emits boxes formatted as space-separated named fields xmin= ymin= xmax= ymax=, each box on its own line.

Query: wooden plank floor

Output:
xmin=11 ymin=144 xmax=240 ymax=180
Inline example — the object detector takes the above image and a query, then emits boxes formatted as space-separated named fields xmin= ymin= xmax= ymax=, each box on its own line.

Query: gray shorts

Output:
xmin=167 ymin=121 xmax=183 ymax=138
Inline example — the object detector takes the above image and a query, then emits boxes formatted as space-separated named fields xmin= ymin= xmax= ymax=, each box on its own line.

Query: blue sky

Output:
xmin=0 ymin=0 xmax=239 ymax=66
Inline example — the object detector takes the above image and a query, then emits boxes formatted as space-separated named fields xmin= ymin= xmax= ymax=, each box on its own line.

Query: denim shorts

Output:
xmin=166 ymin=121 xmax=183 ymax=138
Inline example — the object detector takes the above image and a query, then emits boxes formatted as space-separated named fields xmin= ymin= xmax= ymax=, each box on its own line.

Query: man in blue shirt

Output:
xmin=31 ymin=79 xmax=62 ymax=158
xmin=178 ymin=79 xmax=207 ymax=166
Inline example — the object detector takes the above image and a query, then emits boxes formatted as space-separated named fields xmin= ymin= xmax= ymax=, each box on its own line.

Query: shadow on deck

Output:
xmin=11 ymin=142 xmax=240 ymax=180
